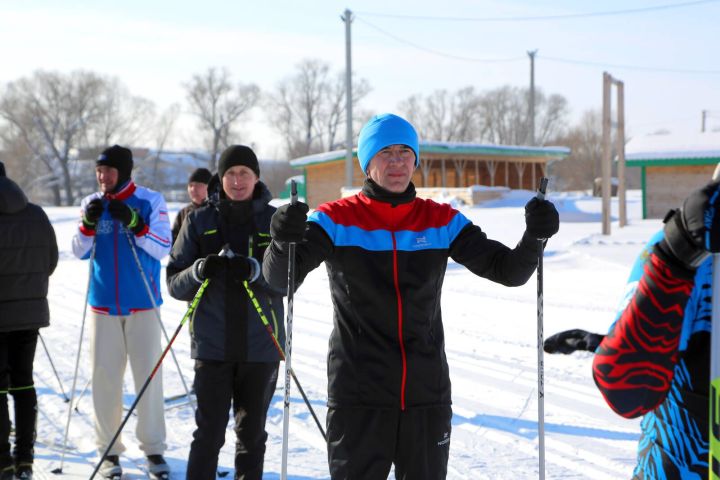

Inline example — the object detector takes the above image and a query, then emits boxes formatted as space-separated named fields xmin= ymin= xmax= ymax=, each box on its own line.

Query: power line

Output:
xmin=356 ymin=17 xmax=524 ymax=63
xmin=357 ymin=17 xmax=720 ymax=75
xmin=356 ymin=0 xmax=720 ymax=22
xmin=541 ymin=55 xmax=720 ymax=75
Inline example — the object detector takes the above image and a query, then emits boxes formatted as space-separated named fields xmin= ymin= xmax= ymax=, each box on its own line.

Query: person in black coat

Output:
xmin=171 ymin=167 xmax=212 ymax=245
xmin=0 ymin=162 xmax=58 ymax=479
xmin=166 ymin=146 xmax=285 ymax=480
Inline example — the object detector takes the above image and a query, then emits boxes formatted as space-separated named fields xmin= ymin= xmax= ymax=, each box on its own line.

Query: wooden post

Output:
xmin=602 ymin=72 xmax=612 ymax=236
xmin=615 ymin=80 xmax=627 ymax=227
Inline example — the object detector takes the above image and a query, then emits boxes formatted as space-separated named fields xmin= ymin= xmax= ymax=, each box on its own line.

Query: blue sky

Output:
xmin=0 ymin=0 xmax=717 ymax=157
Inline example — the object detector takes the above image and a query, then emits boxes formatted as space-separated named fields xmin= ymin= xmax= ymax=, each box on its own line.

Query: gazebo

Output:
xmin=290 ymin=141 xmax=570 ymax=207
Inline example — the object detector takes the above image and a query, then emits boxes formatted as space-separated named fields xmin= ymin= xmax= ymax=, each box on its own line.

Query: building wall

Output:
xmin=645 ymin=164 xmax=715 ymax=218
xmin=304 ymin=159 xmax=547 ymax=207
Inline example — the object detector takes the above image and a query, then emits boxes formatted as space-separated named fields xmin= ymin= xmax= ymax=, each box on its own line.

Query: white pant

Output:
xmin=90 ymin=310 xmax=167 ymax=456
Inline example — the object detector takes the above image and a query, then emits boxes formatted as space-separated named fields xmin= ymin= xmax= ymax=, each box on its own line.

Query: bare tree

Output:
xmin=548 ymin=110 xmax=603 ymax=191
xmin=183 ymin=67 xmax=260 ymax=171
xmin=0 ymin=70 xmax=107 ymax=205
xmin=398 ymin=87 xmax=481 ymax=142
xmin=146 ymin=103 xmax=181 ymax=189
xmin=0 ymin=70 xmax=158 ymax=205
xmin=89 ymin=77 xmax=156 ymax=147
xmin=268 ymin=58 xmax=371 ymax=159
xmin=478 ymin=86 xmax=568 ymax=145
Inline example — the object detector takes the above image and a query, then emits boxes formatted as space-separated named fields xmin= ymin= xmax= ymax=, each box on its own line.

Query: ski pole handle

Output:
xmin=290 ymin=180 xmax=298 ymax=207
xmin=537 ymin=177 xmax=548 ymax=201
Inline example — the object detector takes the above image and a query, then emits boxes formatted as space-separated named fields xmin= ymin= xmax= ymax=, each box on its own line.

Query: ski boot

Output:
xmin=13 ymin=463 xmax=31 ymax=480
xmin=146 ymin=455 xmax=170 ymax=480
xmin=99 ymin=455 xmax=122 ymax=480
xmin=0 ymin=466 xmax=13 ymax=480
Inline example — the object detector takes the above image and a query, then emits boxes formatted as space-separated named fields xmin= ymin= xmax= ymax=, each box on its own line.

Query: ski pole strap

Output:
xmin=243 ymin=280 xmax=286 ymax=360
xmin=184 ymin=278 xmax=211 ymax=333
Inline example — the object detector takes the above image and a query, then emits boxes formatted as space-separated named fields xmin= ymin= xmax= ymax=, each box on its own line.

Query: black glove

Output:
xmin=270 ymin=202 xmax=310 ymax=243
xmin=197 ymin=254 xmax=254 ymax=281
xmin=82 ymin=199 xmax=104 ymax=230
xmin=543 ymin=329 xmax=605 ymax=354
xmin=108 ymin=199 xmax=146 ymax=235
xmin=525 ymin=197 xmax=559 ymax=239
xmin=662 ymin=181 xmax=720 ymax=268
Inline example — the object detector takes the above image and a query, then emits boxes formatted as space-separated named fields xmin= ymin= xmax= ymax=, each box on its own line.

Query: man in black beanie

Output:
xmin=171 ymin=167 xmax=212 ymax=244
xmin=167 ymin=145 xmax=284 ymax=480
xmin=72 ymin=145 xmax=172 ymax=479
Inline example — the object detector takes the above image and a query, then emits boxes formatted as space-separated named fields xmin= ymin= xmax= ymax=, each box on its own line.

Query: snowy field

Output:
xmin=29 ymin=189 xmax=660 ymax=479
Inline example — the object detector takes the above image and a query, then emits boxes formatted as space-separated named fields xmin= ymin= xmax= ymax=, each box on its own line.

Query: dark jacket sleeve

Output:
xmin=450 ymin=224 xmax=539 ymax=287
xmin=592 ymin=243 xmax=695 ymax=418
xmin=262 ymin=222 xmax=333 ymax=290
xmin=166 ymin=213 xmax=203 ymax=302
xmin=41 ymin=207 xmax=58 ymax=275
xmin=171 ymin=205 xmax=189 ymax=245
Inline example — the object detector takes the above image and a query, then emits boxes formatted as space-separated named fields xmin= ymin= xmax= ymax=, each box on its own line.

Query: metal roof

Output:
xmin=289 ymin=141 xmax=570 ymax=168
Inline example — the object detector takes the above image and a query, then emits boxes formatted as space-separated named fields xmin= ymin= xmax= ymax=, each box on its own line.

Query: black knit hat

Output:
xmin=0 ymin=161 xmax=5 ymax=177
xmin=96 ymin=145 xmax=133 ymax=186
xmin=188 ymin=167 xmax=212 ymax=184
xmin=218 ymin=145 xmax=259 ymax=179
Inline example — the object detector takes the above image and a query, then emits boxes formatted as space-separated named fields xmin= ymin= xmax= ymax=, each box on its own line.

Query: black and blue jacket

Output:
xmin=263 ymin=179 xmax=539 ymax=409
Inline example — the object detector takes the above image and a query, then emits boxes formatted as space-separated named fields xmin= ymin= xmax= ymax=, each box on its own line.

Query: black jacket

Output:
xmin=264 ymin=180 xmax=539 ymax=409
xmin=171 ymin=201 xmax=205 ymax=245
xmin=167 ymin=180 xmax=285 ymax=362
xmin=0 ymin=176 xmax=58 ymax=332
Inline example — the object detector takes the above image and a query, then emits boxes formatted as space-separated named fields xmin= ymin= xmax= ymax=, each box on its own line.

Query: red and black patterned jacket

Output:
xmin=263 ymin=180 xmax=540 ymax=409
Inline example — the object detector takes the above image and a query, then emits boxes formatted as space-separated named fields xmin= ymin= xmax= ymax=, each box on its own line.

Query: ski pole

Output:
xmin=53 ymin=242 xmax=95 ymax=475
xmin=38 ymin=332 xmax=69 ymax=402
xmin=711 ymin=254 xmax=720 ymax=480
xmin=124 ymin=230 xmax=196 ymax=412
xmin=240 ymin=270 xmax=326 ymax=441
xmin=536 ymin=177 xmax=548 ymax=480
xmin=71 ymin=377 xmax=91 ymax=413
xmin=280 ymin=180 xmax=298 ymax=480
xmin=88 ymin=246 xmax=226 ymax=480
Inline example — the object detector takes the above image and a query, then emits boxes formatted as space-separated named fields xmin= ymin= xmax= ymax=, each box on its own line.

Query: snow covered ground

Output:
xmin=30 ymin=189 xmax=660 ymax=479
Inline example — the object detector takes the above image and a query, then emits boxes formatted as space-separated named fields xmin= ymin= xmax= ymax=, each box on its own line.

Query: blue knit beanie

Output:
xmin=357 ymin=113 xmax=419 ymax=174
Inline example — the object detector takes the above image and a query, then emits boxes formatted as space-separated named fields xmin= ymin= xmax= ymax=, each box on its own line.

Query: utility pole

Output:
xmin=615 ymin=79 xmax=626 ymax=227
xmin=702 ymin=109 xmax=708 ymax=133
xmin=527 ymin=50 xmax=538 ymax=146
xmin=601 ymin=72 xmax=627 ymax=234
xmin=342 ymin=9 xmax=354 ymax=189
xmin=602 ymin=72 xmax=612 ymax=235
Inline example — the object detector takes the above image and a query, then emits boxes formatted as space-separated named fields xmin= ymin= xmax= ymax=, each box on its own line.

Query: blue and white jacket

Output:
xmin=72 ymin=180 xmax=171 ymax=315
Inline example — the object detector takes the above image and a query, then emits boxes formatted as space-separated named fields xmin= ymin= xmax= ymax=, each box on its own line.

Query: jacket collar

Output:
xmin=361 ymin=178 xmax=416 ymax=207
xmin=104 ymin=180 xmax=136 ymax=201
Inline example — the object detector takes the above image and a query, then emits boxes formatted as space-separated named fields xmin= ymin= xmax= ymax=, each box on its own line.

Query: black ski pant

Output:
xmin=326 ymin=404 xmax=452 ymax=480
xmin=0 ymin=329 xmax=38 ymax=468
xmin=186 ymin=359 xmax=278 ymax=480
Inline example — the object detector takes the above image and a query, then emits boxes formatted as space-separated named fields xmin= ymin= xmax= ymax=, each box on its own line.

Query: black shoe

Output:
xmin=146 ymin=455 xmax=170 ymax=479
xmin=13 ymin=463 xmax=31 ymax=480
xmin=99 ymin=455 xmax=121 ymax=479
xmin=0 ymin=466 xmax=13 ymax=480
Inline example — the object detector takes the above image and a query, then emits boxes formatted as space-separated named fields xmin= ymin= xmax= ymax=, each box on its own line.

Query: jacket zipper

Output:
xmin=391 ymin=231 xmax=407 ymax=410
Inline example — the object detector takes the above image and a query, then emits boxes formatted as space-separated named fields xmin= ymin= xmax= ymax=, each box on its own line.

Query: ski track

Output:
xmin=26 ymin=199 xmax=653 ymax=479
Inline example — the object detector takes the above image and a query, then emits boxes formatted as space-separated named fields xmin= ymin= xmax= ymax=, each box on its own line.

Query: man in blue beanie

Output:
xmin=263 ymin=113 xmax=560 ymax=479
